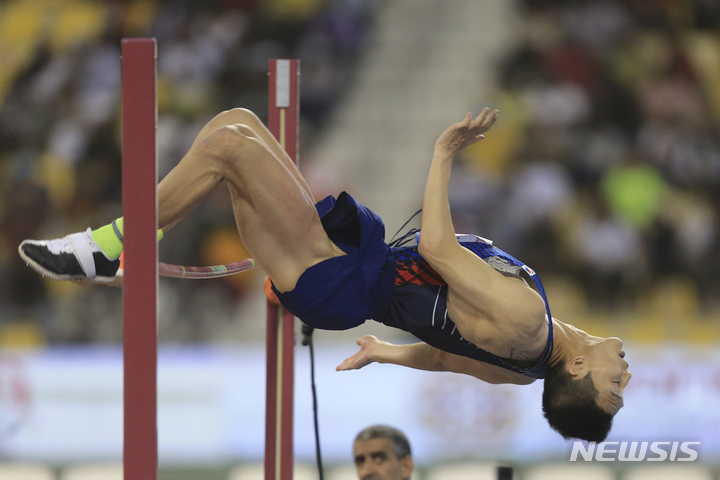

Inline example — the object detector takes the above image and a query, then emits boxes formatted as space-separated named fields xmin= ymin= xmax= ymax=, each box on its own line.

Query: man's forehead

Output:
xmin=354 ymin=437 xmax=393 ymax=455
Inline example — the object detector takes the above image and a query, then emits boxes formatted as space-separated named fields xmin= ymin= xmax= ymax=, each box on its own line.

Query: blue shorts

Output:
xmin=270 ymin=192 xmax=396 ymax=330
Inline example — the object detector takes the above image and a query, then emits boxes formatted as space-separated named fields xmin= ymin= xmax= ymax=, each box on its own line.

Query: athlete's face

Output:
xmin=587 ymin=337 xmax=632 ymax=415
xmin=354 ymin=438 xmax=413 ymax=480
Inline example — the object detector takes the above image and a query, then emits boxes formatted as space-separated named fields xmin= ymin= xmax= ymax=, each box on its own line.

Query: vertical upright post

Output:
xmin=121 ymin=38 xmax=158 ymax=480
xmin=265 ymin=59 xmax=300 ymax=480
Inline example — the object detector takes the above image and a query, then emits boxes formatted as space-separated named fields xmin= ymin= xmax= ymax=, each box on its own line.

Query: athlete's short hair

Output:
xmin=542 ymin=360 xmax=613 ymax=442
xmin=354 ymin=425 xmax=412 ymax=459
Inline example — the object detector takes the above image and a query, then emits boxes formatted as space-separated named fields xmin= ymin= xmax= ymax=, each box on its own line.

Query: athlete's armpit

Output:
xmin=423 ymin=241 xmax=546 ymax=334
xmin=439 ymin=348 xmax=536 ymax=385
xmin=509 ymin=347 xmax=531 ymax=360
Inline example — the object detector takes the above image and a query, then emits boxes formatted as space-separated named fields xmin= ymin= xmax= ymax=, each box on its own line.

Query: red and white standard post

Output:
xmin=121 ymin=38 xmax=159 ymax=480
xmin=120 ymin=46 xmax=300 ymax=480
xmin=265 ymin=59 xmax=300 ymax=480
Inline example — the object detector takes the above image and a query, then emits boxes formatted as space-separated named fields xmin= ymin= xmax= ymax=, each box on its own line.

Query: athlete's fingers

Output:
xmin=472 ymin=108 xmax=494 ymax=132
xmin=474 ymin=107 xmax=490 ymax=126
xmin=480 ymin=109 xmax=499 ymax=131
xmin=337 ymin=336 xmax=372 ymax=371
xmin=336 ymin=354 xmax=358 ymax=370
xmin=337 ymin=349 xmax=369 ymax=371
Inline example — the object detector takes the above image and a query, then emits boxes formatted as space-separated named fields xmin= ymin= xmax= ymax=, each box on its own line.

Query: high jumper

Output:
xmin=19 ymin=107 xmax=630 ymax=442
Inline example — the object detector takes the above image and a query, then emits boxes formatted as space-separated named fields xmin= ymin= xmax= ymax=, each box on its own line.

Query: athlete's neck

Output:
xmin=549 ymin=319 xmax=608 ymax=366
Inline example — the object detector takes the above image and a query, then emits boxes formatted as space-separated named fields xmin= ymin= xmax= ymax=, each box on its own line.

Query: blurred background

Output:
xmin=1 ymin=0 xmax=719 ymax=478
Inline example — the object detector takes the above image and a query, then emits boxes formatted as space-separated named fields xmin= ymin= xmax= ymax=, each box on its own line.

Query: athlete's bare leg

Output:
xmin=159 ymin=108 xmax=314 ymax=233
xmin=188 ymin=108 xmax=313 ymax=201
xmin=157 ymin=116 xmax=344 ymax=293
xmin=19 ymin=108 xmax=338 ymax=291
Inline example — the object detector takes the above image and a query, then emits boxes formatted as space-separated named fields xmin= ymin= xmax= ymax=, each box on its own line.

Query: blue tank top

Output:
xmin=379 ymin=234 xmax=554 ymax=379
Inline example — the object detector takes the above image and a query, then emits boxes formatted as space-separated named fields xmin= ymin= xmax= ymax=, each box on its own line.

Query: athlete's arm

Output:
xmin=419 ymin=110 xmax=497 ymax=256
xmin=419 ymin=111 xmax=545 ymax=336
xmin=336 ymin=335 xmax=535 ymax=385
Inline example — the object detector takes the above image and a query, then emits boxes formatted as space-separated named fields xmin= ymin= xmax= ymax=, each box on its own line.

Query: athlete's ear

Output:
xmin=566 ymin=356 xmax=586 ymax=378
xmin=400 ymin=455 xmax=414 ymax=480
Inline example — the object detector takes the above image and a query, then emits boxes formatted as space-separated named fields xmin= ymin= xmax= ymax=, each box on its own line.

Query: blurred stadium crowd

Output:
xmin=0 ymin=0 xmax=377 ymax=344
xmin=453 ymin=0 xmax=720 ymax=323
xmin=0 ymin=0 xmax=719 ymax=345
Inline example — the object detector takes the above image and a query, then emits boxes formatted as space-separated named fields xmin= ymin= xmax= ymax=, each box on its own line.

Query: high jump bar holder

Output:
xmin=121 ymin=37 xmax=300 ymax=480
xmin=266 ymin=59 xmax=300 ymax=480
xmin=122 ymin=38 xmax=158 ymax=480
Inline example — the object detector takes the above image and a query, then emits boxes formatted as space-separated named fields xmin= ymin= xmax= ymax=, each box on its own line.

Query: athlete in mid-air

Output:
xmin=19 ymin=107 xmax=630 ymax=442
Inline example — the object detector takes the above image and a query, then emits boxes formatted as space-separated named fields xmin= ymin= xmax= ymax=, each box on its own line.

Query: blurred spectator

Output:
xmin=600 ymin=154 xmax=667 ymax=231
xmin=569 ymin=199 xmax=646 ymax=308
xmin=0 ymin=179 xmax=50 ymax=311
xmin=353 ymin=425 xmax=414 ymax=480
xmin=448 ymin=0 xmax=720 ymax=312
xmin=0 ymin=0 xmax=376 ymax=344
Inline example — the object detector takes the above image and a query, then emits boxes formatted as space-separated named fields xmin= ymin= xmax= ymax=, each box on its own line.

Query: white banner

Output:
xmin=0 ymin=343 xmax=718 ymax=465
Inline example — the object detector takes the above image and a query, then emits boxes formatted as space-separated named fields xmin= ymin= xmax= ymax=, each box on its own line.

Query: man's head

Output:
xmin=353 ymin=425 xmax=413 ymax=480
xmin=543 ymin=336 xmax=631 ymax=442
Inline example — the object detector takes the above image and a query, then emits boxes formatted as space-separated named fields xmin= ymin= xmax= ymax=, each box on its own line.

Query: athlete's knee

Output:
xmin=232 ymin=123 xmax=258 ymax=138
xmin=211 ymin=108 xmax=262 ymax=130
xmin=199 ymin=125 xmax=261 ymax=161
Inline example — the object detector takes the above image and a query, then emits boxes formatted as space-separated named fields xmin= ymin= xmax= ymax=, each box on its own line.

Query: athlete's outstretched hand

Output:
xmin=434 ymin=108 xmax=499 ymax=155
xmin=336 ymin=335 xmax=383 ymax=371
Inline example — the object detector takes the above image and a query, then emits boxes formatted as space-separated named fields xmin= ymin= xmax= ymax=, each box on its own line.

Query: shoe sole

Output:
xmin=18 ymin=243 xmax=120 ymax=286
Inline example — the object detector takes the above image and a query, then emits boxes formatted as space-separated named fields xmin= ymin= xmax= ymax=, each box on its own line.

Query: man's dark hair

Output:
xmin=542 ymin=360 xmax=613 ymax=442
xmin=354 ymin=425 xmax=412 ymax=459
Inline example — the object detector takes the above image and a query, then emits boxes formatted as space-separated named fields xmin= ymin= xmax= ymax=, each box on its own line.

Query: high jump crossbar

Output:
xmin=121 ymin=38 xmax=299 ymax=480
